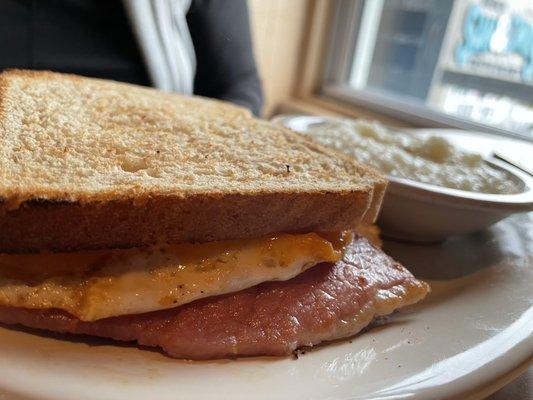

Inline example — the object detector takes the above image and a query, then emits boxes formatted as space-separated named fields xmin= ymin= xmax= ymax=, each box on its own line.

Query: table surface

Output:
xmin=487 ymin=368 xmax=532 ymax=399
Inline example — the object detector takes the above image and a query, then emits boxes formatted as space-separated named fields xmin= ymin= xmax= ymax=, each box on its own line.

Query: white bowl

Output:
xmin=273 ymin=115 xmax=533 ymax=242
xmin=381 ymin=158 xmax=533 ymax=242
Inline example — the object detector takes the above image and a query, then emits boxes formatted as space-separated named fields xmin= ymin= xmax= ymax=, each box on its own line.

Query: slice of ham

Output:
xmin=0 ymin=236 xmax=429 ymax=359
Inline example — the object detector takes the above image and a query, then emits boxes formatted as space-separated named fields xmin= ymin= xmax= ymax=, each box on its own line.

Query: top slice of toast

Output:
xmin=0 ymin=70 xmax=386 ymax=252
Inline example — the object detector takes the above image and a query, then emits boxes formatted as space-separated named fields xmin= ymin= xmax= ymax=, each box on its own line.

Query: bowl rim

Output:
xmin=273 ymin=114 xmax=533 ymax=212
xmin=387 ymin=158 xmax=533 ymax=212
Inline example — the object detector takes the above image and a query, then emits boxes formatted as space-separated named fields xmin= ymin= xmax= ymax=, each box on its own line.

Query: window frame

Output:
xmin=320 ymin=0 xmax=531 ymax=141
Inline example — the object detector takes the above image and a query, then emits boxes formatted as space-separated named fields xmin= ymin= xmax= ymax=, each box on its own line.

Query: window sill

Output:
xmin=275 ymin=95 xmax=414 ymax=128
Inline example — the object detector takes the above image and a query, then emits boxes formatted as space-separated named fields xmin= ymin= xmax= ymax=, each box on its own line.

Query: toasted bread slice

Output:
xmin=0 ymin=70 xmax=386 ymax=252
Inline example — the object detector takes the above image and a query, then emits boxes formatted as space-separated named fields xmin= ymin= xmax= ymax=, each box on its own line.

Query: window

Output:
xmin=323 ymin=0 xmax=533 ymax=139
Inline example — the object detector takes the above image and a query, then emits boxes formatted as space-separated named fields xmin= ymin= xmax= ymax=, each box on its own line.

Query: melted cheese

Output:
xmin=0 ymin=233 xmax=344 ymax=321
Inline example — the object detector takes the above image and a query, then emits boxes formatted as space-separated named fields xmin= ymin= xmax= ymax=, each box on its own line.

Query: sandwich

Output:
xmin=0 ymin=70 xmax=429 ymax=359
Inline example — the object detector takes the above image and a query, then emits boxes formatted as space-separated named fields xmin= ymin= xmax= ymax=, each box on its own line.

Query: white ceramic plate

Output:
xmin=272 ymin=115 xmax=533 ymax=242
xmin=1 ymin=214 xmax=531 ymax=400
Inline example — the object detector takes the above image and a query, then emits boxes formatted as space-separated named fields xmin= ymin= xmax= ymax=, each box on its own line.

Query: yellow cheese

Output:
xmin=0 ymin=233 xmax=343 ymax=321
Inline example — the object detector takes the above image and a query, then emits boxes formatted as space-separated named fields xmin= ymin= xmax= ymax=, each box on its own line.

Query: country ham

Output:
xmin=0 ymin=236 xmax=429 ymax=359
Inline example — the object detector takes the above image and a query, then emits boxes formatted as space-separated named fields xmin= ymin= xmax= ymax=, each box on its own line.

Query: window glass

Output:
xmin=348 ymin=0 xmax=533 ymax=137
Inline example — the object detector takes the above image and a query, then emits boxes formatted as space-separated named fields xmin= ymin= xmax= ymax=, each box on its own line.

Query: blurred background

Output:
xmin=251 ymin=0 xmax=533 ymax=139
xmin=1 ymin=0 xmax=531 ymax=139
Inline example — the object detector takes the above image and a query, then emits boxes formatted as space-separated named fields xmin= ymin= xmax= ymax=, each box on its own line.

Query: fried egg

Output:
xmin=0 ymin=233 xmax=343 ymax=321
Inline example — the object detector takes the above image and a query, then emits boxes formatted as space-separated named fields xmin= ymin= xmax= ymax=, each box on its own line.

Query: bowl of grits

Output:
xmin=274 ymin=115 xmax=533 ymax=242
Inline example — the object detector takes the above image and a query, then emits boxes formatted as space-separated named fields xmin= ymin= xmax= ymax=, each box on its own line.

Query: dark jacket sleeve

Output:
xmin=187 ymin=0 xmax=263 ymax=116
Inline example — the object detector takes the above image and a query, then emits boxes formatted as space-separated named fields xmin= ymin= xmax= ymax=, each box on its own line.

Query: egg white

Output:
xmin=0 ymin=233 xmax=340 ymax=321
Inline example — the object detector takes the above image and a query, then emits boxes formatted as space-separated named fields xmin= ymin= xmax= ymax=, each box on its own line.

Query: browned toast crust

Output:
xmin=0 ymin=188 xmax=385 ymax=252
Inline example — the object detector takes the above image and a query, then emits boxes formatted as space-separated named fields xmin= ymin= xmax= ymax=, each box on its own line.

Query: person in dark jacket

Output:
xmin=0 ymin=0 xmax=263 ymax=116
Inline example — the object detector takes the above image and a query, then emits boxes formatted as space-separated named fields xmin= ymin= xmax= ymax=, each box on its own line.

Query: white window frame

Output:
xmin=321 ymin=0 xmax=531 ymax=141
